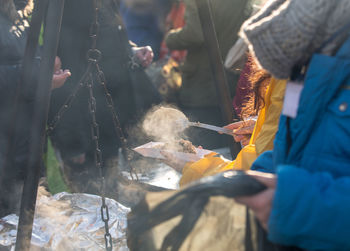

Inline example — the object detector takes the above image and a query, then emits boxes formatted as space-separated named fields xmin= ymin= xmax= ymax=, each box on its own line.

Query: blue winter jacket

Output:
xmin=119 ymin=0 xmax=164 ymax=60
xmin=251 ymin=36 xmax=350 ymax=250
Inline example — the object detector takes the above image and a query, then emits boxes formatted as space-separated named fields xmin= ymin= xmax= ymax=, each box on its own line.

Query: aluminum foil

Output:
xmin=0 ymin=192 xmax=130 ymax=250
xmin=123 ymin=164 xmax=181 ymax=190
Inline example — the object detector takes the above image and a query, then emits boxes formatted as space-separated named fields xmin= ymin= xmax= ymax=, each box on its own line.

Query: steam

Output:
xmin=142 ymin=105 xmax=189 ymax=143
xmin=125 ymin=105 xmax=194 ymax=173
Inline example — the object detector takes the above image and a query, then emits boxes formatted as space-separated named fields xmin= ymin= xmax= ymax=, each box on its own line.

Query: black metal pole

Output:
xmin=194 ymin=0 xmax=241 ymax=156
xmin=15 ymin=0 xmax=65 ymax=250
xmin=2 ymin=0 xmax=48 ymax=187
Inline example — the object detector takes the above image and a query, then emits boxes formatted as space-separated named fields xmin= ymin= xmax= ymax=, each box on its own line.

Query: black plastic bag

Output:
xmin=127 ymin=170 xmax=266 ymax=251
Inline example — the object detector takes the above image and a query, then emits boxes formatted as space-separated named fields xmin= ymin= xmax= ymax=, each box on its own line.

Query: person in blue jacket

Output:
xmin=119 ymin=0 xmax=171 ymax=60
xmin=234 ymin=0 xmax=350 ymax=250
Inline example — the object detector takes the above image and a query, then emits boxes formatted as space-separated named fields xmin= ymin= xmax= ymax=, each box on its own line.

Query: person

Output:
xmin=119 ymin=0 xmax=172 ymax=60
xmin=233 ymin=0 xmax=350 ymax=250
xmin=48 ymin=0 xmax=162 ymax=193
xmin=162 ymin=58 xmax=287 ymax=187
xmin=164 ymin=0 xmax=252 ymax=149
xmin=158 ymin=1 xmax=187 ymax=62
xmin=0 ymin=0 xmax=70 ymax=217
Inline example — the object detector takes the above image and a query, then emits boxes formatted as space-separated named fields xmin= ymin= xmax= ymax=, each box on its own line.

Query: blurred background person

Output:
xmin=161 ymin=57 xmax=286 ymax=187
xmin=49 ymin=0 xmax=161 ymax=193
xmin=119 ymin=0 xmax=173 ymax=60
xmin=0 ymin=0 xmax=70 ymax=217
xmin=165 ymin=0 xmax=253 ymax=149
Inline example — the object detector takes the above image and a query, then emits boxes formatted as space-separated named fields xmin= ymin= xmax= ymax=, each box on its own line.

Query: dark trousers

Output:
xmin=0 ymin=177 xmax=23 ymax=218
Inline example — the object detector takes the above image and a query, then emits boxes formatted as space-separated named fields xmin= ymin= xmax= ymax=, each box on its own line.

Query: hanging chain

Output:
xmin=88 ymin=1 xmax=113 ymax=250
xmin=46 ymin=70 xmax=88 ymax=136
xmin=47 ymin=0 xmax=138 ymax=179
xmin=94 ymin=63 xmax=138 ymax=180
xmin=46 ymin=1 xmax=143 ymax=247
xmin=46 ymin=0 xmax=100 ymax=136
xmin=86 ymin=72 xmax=113 ymax=251
xmin=87 ymin=0 xmax=137 ymax=180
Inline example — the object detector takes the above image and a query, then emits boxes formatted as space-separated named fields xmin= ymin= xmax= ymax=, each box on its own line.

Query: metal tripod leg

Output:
xmin=194 ymin=0 xmax=241 ymax=157
xmin=15 ymin=0 xmax=65 ymax=250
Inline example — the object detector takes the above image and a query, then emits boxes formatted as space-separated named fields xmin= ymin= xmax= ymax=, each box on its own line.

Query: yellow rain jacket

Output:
xmin=180 ymin=78 xmax=286 ymax=187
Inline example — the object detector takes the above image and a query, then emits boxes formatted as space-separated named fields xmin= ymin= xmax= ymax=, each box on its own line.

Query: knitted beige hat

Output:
xmin=239 ymin=0 xmax=350 ymax=79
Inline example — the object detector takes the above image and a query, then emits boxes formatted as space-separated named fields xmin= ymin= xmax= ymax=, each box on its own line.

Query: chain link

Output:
xmin=46 ymin=84 xmax=81 ymax=135
xmin=94 ymin=63 xmax=138 ymax=180
xmin=46 ymin=0 xmax=145 ymax=248
xmin=86 ymin=74 xmax=112 ymax=251
xmin=47 ymin=1 xmax=112 ymax=250
xmin=89 ymin=2 xmax=113 ymax=250
xmin=47 ymin=65 xmax=91 ymax=136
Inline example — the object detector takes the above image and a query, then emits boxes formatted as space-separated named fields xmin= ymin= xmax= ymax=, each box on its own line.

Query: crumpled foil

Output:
xmin=0 ymin=192 xmax=130 ymax=250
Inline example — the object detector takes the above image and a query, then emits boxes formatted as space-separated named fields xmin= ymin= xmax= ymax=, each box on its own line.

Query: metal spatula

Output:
xmin=177 ymin=119 xmax=234 ymax=136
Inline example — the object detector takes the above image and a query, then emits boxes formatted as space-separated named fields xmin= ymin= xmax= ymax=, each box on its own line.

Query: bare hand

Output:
xmin=224 ymin=119 xmax=256 ymax=146
xmin=132 ymin=46 xmax=154 ymax=67
xmin=52 ymin=56 xmax=71 ymax=89
xmin=235 ymin=171 xmax=276 ymax=230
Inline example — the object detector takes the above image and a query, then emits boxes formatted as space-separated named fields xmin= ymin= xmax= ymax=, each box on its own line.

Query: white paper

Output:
xmin=133 ymin=142 xmax=213 ymax=162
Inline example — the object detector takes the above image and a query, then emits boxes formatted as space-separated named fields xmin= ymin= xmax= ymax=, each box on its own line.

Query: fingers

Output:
xmin=235 ymin=188 xmax=274 ymax=230
xmin=224 ymin=120 xmax=256 ymax=143
xmin=58 ymin=70 xmax=71 ymax=79
xmin=221 ymin=121 xmax=245 ymax=135
xmin=52 ymin=56 xmax=70 ymax=89
xmin=244 ymin=119 xmax=256 ymax=126
xmin=224 ymin=119 xmax=256 ymax=131
xmin=141 ymin=55 xmax=153 ymax=67
xmin=235 ymin=189 xmax=271 ymax=210
xmin=223 ymin=121 xmax=245 ymax=130
xmin=233 ymin=134 xmax=250 ymax=142
xmin=245 ymin=170 xmax=277 ymax=188
xmin=140 ymin=49 xmax=153 ymax=67
xmin=134 ymin=46 xmax=154 ymax=67
xmin=235 ymin=171 xmax=276 ymax=230
xmin=240 ymin=137 xmax=250 ymax=146
xmin=233 ymin=123 xmax=255 ymax=135
xmin=229 ymin=119 xmax=256 ymax=143
xmin=54 ymin=56 xmax=62 ymax=73
xmin=52 ymin=69 xmax=71 ymax=89
xmin=233 ymin=126 xmax=254 ymax=135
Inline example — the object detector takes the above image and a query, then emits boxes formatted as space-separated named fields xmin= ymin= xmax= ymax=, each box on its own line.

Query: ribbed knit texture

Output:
xmin=240 ymin=0 xmax=350 ymax=79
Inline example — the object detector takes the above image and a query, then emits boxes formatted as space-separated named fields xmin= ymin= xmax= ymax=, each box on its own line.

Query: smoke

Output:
xmin=124 ymin=104 xmax=192 ymax=173
xmin=142 ymin=104 xmax=188 ymax=143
